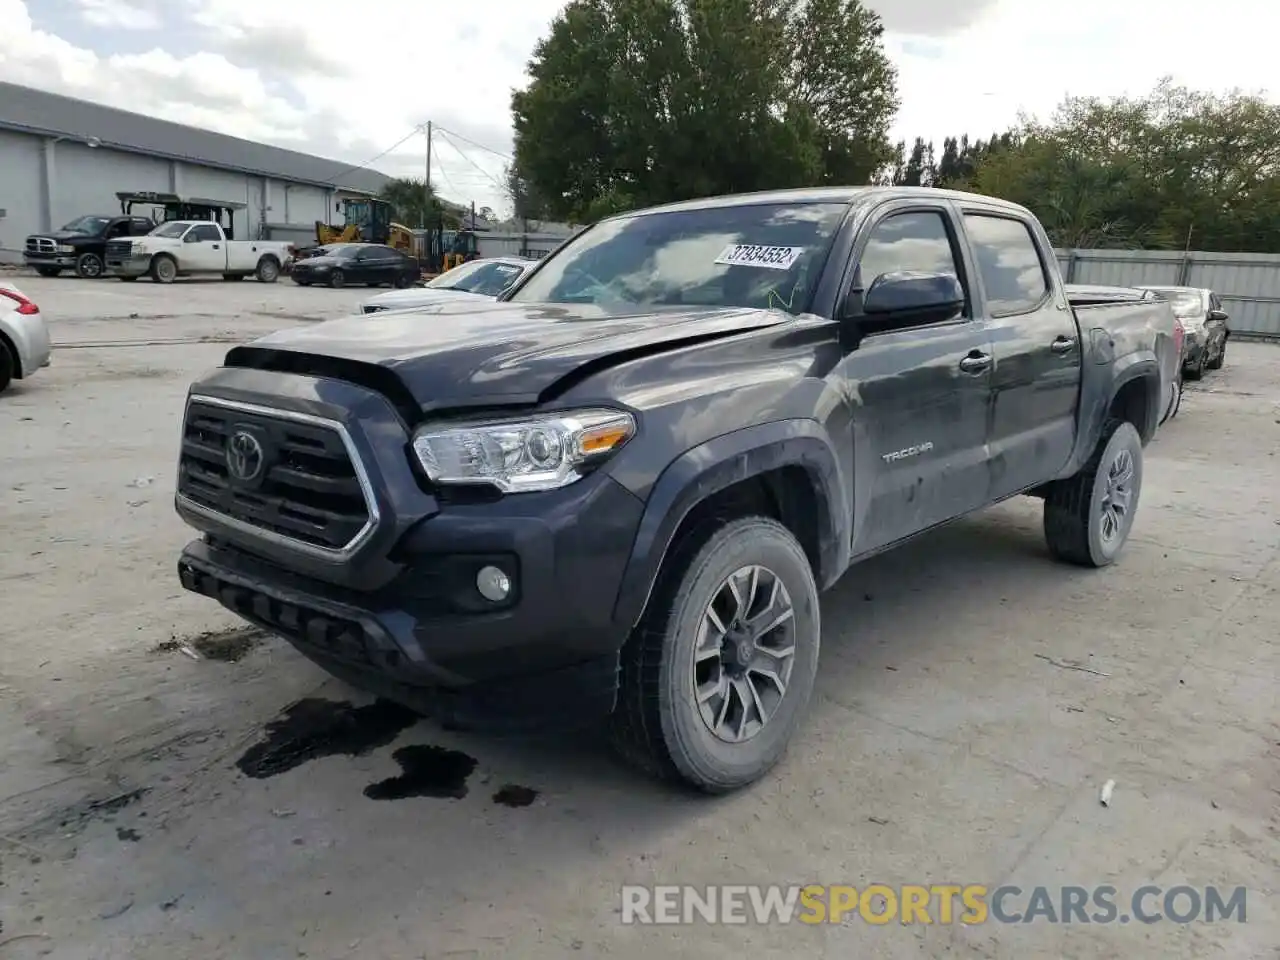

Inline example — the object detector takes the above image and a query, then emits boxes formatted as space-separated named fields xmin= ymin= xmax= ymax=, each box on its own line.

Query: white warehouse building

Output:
xmin=0 ymin=81 xmax=390 ymax=262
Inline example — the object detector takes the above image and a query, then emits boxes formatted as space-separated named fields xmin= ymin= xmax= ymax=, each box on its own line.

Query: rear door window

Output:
xmin=962 ymin=214 xmax=1050 ymax=315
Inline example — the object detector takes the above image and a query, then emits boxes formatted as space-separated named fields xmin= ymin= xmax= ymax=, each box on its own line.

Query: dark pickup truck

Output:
xmin=25 ymin=214 xmax=157 ymax=278
xmin=173 ymin=186 xmax=1179 ymax=792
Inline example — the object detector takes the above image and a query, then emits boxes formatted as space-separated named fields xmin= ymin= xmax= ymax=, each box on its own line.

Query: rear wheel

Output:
xmin=394 ymin=273 xmax=414 ymax=289
xmin=255 ymin=257 xmax=280 ymax=283
xmin=150 ymin=255 xmax=177 ymax=284
xmin=0 ymin=337 xmax=14 ymax=394
xmin=1043 ymin=418 xmax=1143 ymax=568
xmin=35 ymin=267 xmax=61 ymax=278
xmin=75 ymin=252 xmax=104 ymax=279
xmin=328 ymin=269 xmax=345 ymax=288
xmin=609 ymin=516 xmax=821 ymax=792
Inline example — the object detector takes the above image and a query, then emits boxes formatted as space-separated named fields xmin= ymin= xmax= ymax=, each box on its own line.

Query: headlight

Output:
xmin=131 ymin=242 xmax=145 ymax=255
xmin=411 ymin=409 xmax=635 ymax=493
xmin=58 ymin=244 xmax=74 ymax=254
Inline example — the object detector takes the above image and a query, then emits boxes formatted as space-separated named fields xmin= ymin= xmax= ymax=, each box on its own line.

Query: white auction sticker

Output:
xmin=713 ymin=244 xmax=804 ymax=271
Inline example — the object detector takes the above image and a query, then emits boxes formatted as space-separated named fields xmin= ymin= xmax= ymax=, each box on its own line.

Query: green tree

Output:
xmin=510 ymin=0 xmax=899 ymax=222
xmin=959 ymin=80 xmax=1280 ymax=251
xmin=379 ymin=177 xmax=458 ymax=229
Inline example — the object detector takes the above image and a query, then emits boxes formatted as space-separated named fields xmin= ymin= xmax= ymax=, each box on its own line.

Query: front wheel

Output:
xmin=1043 ymin=418 xmax=1143 ymax=568
xmin=1184 ymin=350 xmax=1206 ymax=381
xmin=150 ymin=255 xmax=177 ymax=284
xmin=75 ymin=252 xmax=104 ymax=279
xmin=328 ymin=269 xmax=345 ymax=288
xmin=1207 ymin=338 xmax=1226 ymax=370
xmin=610 ymin=516 xmax=821 ymax=793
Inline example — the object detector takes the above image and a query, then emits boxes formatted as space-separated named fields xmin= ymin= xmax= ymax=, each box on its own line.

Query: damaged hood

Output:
xmin=228 ymin=301 xmax=791 ymax=408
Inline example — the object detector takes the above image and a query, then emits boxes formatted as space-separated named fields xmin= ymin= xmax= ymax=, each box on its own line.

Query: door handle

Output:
xmin=212 ymin=244 xmax=220 ymax=249
xmin=1051 ymin=336 xmax=1076 ymax=353
xmin=959 ymin=352 xmax=991 ymax=374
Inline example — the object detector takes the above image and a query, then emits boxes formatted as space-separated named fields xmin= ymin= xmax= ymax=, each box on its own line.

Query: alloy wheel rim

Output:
xmin=1099 ymin=448 xmax=1134 ymax=545
xmin=692 ymin=564 xmax=796 ymax=744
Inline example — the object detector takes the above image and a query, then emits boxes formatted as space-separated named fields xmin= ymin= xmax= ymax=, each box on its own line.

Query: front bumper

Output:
xmin=105 ymin=255 xmax=151 ymax=277
xmin=176 ymin=447 xmax=646 ymax=731
xmin=24 ymin=253 xmax=76 ymax=269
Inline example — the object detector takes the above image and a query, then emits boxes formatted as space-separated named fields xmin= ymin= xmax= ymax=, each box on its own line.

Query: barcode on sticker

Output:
xmin=714 ymin=244 xmax=804 ymax=270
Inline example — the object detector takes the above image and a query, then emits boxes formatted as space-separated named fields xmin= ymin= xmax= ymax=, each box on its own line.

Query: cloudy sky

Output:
xmin=1 ymin=0 xmax=1274 ymax=215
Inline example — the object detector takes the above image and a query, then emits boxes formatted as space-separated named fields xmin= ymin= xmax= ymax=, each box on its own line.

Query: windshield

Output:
xmin=508 ymin=202 xmax=847 ymax=314
xmin=150 ymin=221 xmax=189 ymax=238
xmin=1147 ymin=288 xmax=1204 ymax=316
xmin=59 ymin=216 xmax=109 ymax=234
xmin=428 ymin=260 xmax=527 ymax=295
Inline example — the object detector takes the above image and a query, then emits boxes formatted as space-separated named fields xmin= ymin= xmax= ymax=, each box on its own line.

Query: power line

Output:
xmin=323 ymin=125 xmax=425 ymax=185
xmin=435 ymin=125 xmax=513 ymax=162
xmin=434 ymin=129 xmax=506 ymax=191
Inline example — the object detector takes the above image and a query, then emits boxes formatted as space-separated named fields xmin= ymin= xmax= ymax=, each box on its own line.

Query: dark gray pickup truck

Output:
xmin=173 ymin=186 xmax=1179 ymax=792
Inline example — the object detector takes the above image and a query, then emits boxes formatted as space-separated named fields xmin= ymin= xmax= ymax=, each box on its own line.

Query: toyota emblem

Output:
xmin=226 ymin=430 xmax=265 ymax=482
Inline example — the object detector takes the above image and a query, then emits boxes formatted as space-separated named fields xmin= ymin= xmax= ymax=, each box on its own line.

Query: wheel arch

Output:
xmin=1060 ymin=350 xmax=1161 ymax=479
xmin=611 ymin=420 xmax=850 ymax=630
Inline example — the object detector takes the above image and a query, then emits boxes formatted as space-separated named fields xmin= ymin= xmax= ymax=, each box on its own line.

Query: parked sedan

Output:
xmin=360 ymin=256 xmax=534 ymax=314
xmin=291 ymin=243 xmax=419 ymax=289
xmin=1137 ymin=285 xmax=1230 ymax=380
xmin=0 ymin=281 xmax=52 ymax=395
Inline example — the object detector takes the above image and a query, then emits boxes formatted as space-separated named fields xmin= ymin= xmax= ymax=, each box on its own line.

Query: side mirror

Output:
xmin=1208 ymin=308 xmax=1228 ymax=322
xmin=855 ymin=271 xmax=964 ymax=327
xmin=183 ymin=233 xmax=198 ymax=243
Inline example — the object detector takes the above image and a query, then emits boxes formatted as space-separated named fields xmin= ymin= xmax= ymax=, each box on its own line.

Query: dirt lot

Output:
xmin=1 ymin=274 xmax=1277 ymax=959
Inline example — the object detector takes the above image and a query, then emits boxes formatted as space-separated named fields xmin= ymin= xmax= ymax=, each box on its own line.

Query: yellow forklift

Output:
xmin=313 ymin=197 xmax=413 ymax=251
xmin=421 ymin=225 xmax=480 ymax=278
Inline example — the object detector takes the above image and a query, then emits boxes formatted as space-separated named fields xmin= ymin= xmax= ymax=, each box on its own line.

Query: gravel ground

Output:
xmin=1 ymin=275 xmax=1277 ymax=959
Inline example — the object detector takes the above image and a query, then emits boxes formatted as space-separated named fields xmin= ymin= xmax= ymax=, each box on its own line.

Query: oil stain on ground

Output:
xmin=492 ymin=784 xmax=539 ymax=807
xmin=364 ymin=744 xmax=478 ymax=800
xmin=153 ymin=626 xmax=267 ymax=662
xmin=236 ymin=699 xmax=420 ymax=779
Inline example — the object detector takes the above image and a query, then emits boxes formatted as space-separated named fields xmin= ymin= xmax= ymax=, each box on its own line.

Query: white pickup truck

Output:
xmin=104 ymin=220 xmax=293 ymax=284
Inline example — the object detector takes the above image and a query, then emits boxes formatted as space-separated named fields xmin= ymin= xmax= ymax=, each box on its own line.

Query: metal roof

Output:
xmin=0 ymin=80 xmax=391 ymax=194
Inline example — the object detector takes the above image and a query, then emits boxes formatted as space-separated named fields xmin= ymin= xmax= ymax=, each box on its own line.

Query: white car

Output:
xmin=104 ymin=220 xmax=294 ymax=284
xmin=360 ymin=256 xmax=534 ymax=314
xmin=0 ymin=280 xmax=52 ymax=395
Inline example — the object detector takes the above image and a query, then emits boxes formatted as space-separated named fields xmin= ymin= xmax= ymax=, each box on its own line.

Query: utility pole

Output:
xmin=422 ymin=121 xmax=433 ymax=229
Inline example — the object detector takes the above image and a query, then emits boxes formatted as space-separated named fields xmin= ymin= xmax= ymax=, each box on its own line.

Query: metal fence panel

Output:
xmin=1053 ymin=247 xmax=1280 ymax=338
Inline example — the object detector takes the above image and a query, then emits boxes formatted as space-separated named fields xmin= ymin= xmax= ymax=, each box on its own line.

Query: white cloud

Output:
xmin=75 ymin=0 xmax=161 ymax=31
xmin=3 ymin=0 xmax=1279 ymax=217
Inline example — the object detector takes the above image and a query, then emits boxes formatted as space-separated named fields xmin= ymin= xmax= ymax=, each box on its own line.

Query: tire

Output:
xmin=609 ymin=516 xmax=821 ymax=793
xmin=255 ymin=257 xmax=280 ymax=283
xmin=1168 ymin=370 xmax=1183 ymax=420
xmin=1043 ymin=418 xmax=1143 ymax=568
xmin=0 ymin=337 xmax=13 ymax=394
xmin=1207 ymin=338 xmax=1225 ymax=370
xmin=75 ymin=252 xmax=104 ymax=279
xmin=1184 ymin=349 xmax=1206 ymax=381
xmin=328 ymin=269 xmax=345 ymax=288
xmin=150 ymin=255 xmax=177 ymax=284
xmin=394 ymin=273 xmax=413 ymax=289
xmin=35 ymin=267 xmax=61 ymax=278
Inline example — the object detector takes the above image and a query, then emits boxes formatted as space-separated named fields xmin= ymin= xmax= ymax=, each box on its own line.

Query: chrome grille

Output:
xmin=26 ymin=237 xmax=56 ymax=255
xmin=105 ymin=240 xmax=134 ymax=259
xmin=177 ymin=398 xmax=374 ymax=555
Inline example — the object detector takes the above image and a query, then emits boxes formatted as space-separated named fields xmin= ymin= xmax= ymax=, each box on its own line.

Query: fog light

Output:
xmin=476 ymin=565 xmax=512 ymax=603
